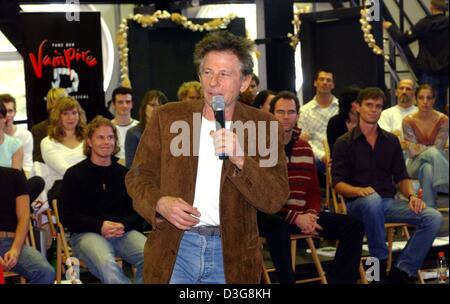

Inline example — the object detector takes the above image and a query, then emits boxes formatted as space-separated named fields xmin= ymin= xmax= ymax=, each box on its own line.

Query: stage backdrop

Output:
xmin=127 ymin=18 xmax=245 ymax=118
xmin=21 ymin=12 xmax=105 ymax=126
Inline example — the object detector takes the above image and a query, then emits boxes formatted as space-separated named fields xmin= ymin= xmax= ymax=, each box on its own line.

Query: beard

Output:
xmin=398 ymin=94 xmax=410 ymax=104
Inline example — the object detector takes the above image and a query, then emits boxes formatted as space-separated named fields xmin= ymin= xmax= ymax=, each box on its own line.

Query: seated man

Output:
xmin=267 ymin=91 xmax=364 ymax=284
xmin=0 ymin=166 xmax=55 ymax=284
xmin=332 ymin=87 xmax=443 ymax=283
xmin=59 ymin=116 xmax=146 ymax=284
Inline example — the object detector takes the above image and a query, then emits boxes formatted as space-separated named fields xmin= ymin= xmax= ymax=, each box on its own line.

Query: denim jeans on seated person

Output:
xmin=70 ymin=230 xmax=146 ymax=284
xmin=169 ymin=230 xmax=225 ymax=284
xmin=407 ymin=147 xmax=449 ymax=209
xmin=0 ymin=237 xmax=55 ymax=284
xmin=346 ymin=192 xmax=442 ymax=277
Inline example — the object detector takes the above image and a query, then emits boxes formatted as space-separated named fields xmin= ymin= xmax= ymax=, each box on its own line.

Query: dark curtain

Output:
xmin=127 ymin=18 xmax=245 ymax=118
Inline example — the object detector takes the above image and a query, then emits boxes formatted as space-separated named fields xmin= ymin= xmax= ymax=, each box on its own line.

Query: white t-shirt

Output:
xmin=40 ymin=136 xmax=86 ymax=181
xmin=193 ymin=118 xmax=231 ymax=226
xmin=14 ymin=127 xmax=34 ymax=172
xmin=378 ymin=105 xmax=418 ymax=136
xmin=114 ymin=119 xmax=139 ymax=160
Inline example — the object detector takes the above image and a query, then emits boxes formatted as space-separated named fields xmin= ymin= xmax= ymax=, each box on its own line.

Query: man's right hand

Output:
xmin=354 ymin=186 xmax=375 ymax=197
xmin=156 ymin=196 xmax=201 ymax=230
xmin=294 ymin=213 xmax=322 ymax=235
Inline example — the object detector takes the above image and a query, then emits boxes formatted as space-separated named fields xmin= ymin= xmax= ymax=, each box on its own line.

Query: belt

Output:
xmin=189 ymin=226 xmax=221 ymax=236
xmin=0 ymin=231 xmax=16 ymax=238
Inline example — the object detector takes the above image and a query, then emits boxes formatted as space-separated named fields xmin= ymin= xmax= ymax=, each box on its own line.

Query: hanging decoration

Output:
xmin=359 ymin=5 xmax=390 ymax=61
xmin=117 ymin=10 xmax=237 ymax=87
xmin=287 ymin=6 xmax=311 ymax=50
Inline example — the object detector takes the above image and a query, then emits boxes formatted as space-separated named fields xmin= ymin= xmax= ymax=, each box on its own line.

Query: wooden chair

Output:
xmin=325 ymin=138 xmax=423 ymax=282
xmin=4 ymin=218 xmax=38 ymax=284
xmin=48 ymin=200 xmax=131 ymax=284
xmin=260 ymin=234 xmax=328 ymax=284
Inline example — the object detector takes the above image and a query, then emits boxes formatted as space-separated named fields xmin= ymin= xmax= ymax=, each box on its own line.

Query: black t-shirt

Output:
xmin=0 ymin=167 xmax=28 ymax=232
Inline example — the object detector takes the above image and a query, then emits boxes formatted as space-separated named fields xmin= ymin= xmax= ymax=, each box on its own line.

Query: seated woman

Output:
xmin=41 ymin=97 xmax=87 ymax=202
xmin=125 ymin=90 xmax=167 ymax=168
xmin=31 ymin=88 xmax=68 ymax=163
xmin=402 ymin=84 xmax=449 ymax=208
xmin=326 ymin=86 xmax=360 ymax=152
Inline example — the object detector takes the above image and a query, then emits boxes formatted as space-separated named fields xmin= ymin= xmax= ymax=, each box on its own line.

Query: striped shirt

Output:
xmin=279 ymin=129 xmax=321 ymax=225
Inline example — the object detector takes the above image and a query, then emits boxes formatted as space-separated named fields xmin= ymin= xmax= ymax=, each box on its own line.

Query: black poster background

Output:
xmin=21 ymin=12 xmax=105 ymax=126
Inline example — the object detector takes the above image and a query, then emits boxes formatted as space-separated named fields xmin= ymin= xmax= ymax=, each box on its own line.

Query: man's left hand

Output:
xmin=409 ymin=196 xmax=426 ymax=214
xmin=210 ymin=129 xmax=244 ymax=170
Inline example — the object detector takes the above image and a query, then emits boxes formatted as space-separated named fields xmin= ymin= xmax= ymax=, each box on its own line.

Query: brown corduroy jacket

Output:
xmin=125 ymin=100 xmax=289 ymax=283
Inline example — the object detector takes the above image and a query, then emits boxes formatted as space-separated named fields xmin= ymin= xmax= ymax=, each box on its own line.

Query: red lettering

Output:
xmin=28 ymin=40 xmax=47 ymax=79
xmin=28 ymin=40 xmax=98 ymax=78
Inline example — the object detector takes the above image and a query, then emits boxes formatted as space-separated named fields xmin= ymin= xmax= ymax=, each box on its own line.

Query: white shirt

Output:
xmin=297 ymin=95 xmax=339 ymax=161
xmin=114 ymin=119 xmax=139 ymax=160
xmin=193 ymin=118 xmax=231 ymax=226
xmin=378 ymin=105 xmax=418 ymax=136
xmin=40 ymin=136 xmax=86 ymax=181
xmin=14 ymin=127 xmax=34 ymax=172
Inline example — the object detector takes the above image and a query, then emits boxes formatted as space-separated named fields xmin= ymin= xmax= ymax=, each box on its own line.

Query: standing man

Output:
xmin=332 ymin=87 xmax=442 ymax=283
xmin=269 ymin=91 xmax=363 ymax=284
xmin=0 ymin=166 xmax=55 ymax=284
xmin=384 ymin=0 xmax=449 ymax=113
xmin=59 ymin=116 xmax=146 ymax=284
xmin=110 ymin=87 xmax=138 ymax=162
xmin=298 ymin=70 xmax=339 ymax=174
xmin=126 ymin=31 xmax=289 ymax=284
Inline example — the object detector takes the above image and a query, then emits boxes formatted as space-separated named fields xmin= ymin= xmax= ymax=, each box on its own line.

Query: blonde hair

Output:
xmin=46 ymin=88 xmax=68 ymax=113
xmin=48 ymin=96 xmax=86 ymax=142
xmin=177 ymin=81 xmax=202 ymax=101
xmin=83 ymin=116 xmax=120 ymax=156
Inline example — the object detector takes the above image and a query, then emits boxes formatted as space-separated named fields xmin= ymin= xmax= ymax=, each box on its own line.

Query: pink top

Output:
xmin=402 ymin=113 xmax=449 ymax=158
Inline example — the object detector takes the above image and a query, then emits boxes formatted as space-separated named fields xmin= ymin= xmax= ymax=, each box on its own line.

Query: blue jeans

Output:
xmin=419 ymin=71 xmax=449 ymax=113
xmin=169 ymin=231 xmax=225 ymax=284
xmin=70 ymin=230 xmax=146 ymax=284
xmin=346 ymin=193 xmax=442 ymax=276
xmin=407 ymin=147 xmax=449 ymax=208
xmin=0 ymin=237 xmax=55 ymax=284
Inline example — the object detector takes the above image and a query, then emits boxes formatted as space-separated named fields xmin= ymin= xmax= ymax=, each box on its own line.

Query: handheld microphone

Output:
xmin=212 ymin=95 xmax=228 ymax=160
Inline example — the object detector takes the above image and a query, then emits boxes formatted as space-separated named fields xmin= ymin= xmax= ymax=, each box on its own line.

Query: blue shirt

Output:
xmin=0 ymin=134 xmax=22 ymax=168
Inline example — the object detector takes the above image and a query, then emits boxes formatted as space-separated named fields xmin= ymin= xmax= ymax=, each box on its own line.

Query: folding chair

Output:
xmin=260 ymin=234 xmax=328 ymax=284
xmin=48 ymin=200 xmax=130 ymax=284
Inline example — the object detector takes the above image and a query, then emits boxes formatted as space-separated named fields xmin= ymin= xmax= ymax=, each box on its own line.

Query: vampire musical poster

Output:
xmin=21 ymin=12 xmax=105 ymax=126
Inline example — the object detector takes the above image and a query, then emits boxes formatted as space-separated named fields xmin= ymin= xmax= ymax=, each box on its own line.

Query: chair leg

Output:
xmin=290 ymin=239 xmax=297 ymax=271
xmin=358 ymin=261 xmax=368 ymax=284
xmin=386 ymin=227 xmax=394 ymax=273
xmin=261 ymin=264 xmax=271 ymax=284
xmin=417 ymin=270 xmax=425 ymax=284
xmin=56 ymin=233 xmax=62 ymax=284
xmin=306 ymin=238 xmax=328 ymax=284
